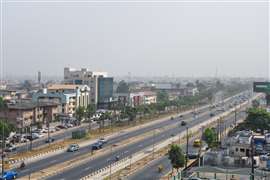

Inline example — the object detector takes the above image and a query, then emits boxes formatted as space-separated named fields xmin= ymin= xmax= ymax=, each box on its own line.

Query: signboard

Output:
xmin=253 ymin=82 xmax=270 ymax=93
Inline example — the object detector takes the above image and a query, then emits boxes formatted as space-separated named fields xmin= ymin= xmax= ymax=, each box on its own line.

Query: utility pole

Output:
xmin=1 ymin=119 xmax=5 ymax=176
xmin=234 ymin=108 xmax=237 ymax=127
xmin=152 ymin=129 xmax=156 ymax=159
xmin=251 ymin=136 xmax=255 ymax=180
xmin=185 ymin=127 xmax=189 ymax=169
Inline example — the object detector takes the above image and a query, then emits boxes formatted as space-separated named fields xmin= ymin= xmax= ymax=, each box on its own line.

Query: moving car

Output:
xmin=193 ymin=139 xmax=201 ymax=147
xmin=67 ymin=144 xmax=79 ymax=152
xmin=181 ymin=121 xmax=187 ymax=126
xmin=92 ymin=142 xmax=103 ymax=150
xmin=98 ymin=138 xmax=108 ymax=144
xmin=0 ymin=170 xmax=18 ymax=180
xmin=210 ymin=113 xmax=215 ymax=117
xmin=179 ymin=115 xmax=183 ymax=118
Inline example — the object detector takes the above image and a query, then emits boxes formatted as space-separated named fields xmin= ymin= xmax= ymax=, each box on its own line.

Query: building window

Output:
xmin=235 ymin=148 xmax=238 ymax=152
xmin=240 ymin=148 xmax=245 ymax=152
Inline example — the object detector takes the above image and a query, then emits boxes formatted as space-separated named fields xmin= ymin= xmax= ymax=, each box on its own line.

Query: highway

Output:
xmin=129 ymin=110 xmax=247 ymax=180
xmin=45 ymin=96 xmax=247 ymax=180
xmin=17 ymin=97 xmax=224 ymax=178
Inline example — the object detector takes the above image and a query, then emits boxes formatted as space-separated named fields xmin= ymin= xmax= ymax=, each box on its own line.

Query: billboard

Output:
xmin=253 ymin=82 xmax=270 ymax=93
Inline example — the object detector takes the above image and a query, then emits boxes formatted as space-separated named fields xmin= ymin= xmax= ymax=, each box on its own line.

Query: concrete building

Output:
xmin=64 ymin=67 xmax=108 ymax=104
xmin=32 ymin=84 xmax=91 ymax=116
xmin=0 ymin=89 xmax=16 ymax=100
xmin=0 ymin=101 xmax=59 ymax=131
xmin=229 ymin=130 xmax=252 ymax=157
xmin=98 ymin=77 xmax=114 ymax=109
xmin=115 ymin=90 xmax=157 ymax=107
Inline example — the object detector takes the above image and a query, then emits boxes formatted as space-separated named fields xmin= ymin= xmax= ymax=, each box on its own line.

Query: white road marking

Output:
xmin=84 ymin=167 xmax=91 ymax=171
xmin=50 ymin=160 xmax=57 ymax=163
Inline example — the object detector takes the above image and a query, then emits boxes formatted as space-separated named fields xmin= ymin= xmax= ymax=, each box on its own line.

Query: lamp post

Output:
xmin=185 ymin=127 xmax=189 ymax=169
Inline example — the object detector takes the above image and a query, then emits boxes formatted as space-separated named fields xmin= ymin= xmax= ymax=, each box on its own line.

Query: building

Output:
xmin=98 ymin=77 xmax=114 ymax=109
xmin=32 ymin=84 xmax=91 ymax=116
xmin=64 ymin=67 xmax=108 ymax=104
xmin=0 ymin=101 xmax=59 ymax=131
xmin=0 ymin=89 xmax=17 ymax=100
xmin=229 ymin=130 xmax=252 ymax=157
xmin=115 ymin=90 xmax=157 ymax=107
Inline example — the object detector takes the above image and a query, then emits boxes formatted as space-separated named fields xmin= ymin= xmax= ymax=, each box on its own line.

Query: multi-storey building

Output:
xmin=0 ymin=101 xmax=59 ymax=131
xmin=64 ymin=67 xmax=108 ymax=104
xmin=32 ymin=84 xmax=91 ymax=116
xmin=115 ymin=90 xmax=157 ymax=107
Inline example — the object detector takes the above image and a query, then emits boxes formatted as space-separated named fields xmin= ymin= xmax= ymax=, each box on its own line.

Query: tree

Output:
xmin=75 ymin=106 xmax=85 ymax=124
xmin=203 ymin=128 xmax=217 ymax=148
xmin=246 ymin=108 xmax=270 ymax=131
xmin=0 ymin=97 xmax=4 ymax=109
xmin=86 ymin=104 xmax=96 ymax=130
xmin=0 ymin=120 xmax=15 ymax=138
xmin=116 ymin=80 xmax=129 ymax=93
xmin=168 ymin=144 xmax=185 ymax=171
xmin=157 ymin=91 xmax=169 ymax=103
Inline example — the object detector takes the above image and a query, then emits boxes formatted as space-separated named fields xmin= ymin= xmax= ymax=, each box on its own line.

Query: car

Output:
xmin=45 ymin=137 xmax=55 ymax=143
xmin=179 ymin=115 xmax=183 ymax=118
xmin=0 ymin=170 xmax=18 ymax=180
xmin=114 ymin=155 xmax=120 ymax=161
xmin=181 ymin=121 xmax=186 ymax=126
xmin=98 ymin=138 xmax=108 ymax=144
xmin=210 ymin=113 xmax=215 ymax=117
xmin=170 ymin=116 xmax=174 ymax=120
xmin=188 ymin=177 xmax=202 ymax=180
xmin=5 ymin=144 xmax=16 ymax=152
xmin=66 ymin=124 xmax=74 ymax=128
xmin=56 ymin=125 xmax=67 ymax=129
xmin=92 ymin=142 xmax=103 ymax=150
xmin=193 ymin=139 xmax=201 ymax=147
xmin=188 ymin=152 xmax=199 ymax=159
xmin=67 ymin=144 xmax=79 ymax=152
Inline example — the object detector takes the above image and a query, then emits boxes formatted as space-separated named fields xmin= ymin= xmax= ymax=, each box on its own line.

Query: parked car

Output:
xmin=45 ymin=137 xmax=55 ymax=143
xmin=66 ymin=124 xmax=74 ymax=128
xmin=56 ymin=125 xmax=67 ymax=129
xmin=210 ymin=113 xmax=215 ymax=117
xmin=92 ymin=142 xmax=103 ymax=150
xmin=0 ymin=170 xmax=18 ymax=180
xmin=67 ymin=144 xmax=79 ymax=152
xmin=5 ymin=144 xmax=16 ymax=152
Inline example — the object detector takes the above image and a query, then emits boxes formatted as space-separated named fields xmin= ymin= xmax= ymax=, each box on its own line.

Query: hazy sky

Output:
xmin=2 ymin=0 xmax=269 ymax=78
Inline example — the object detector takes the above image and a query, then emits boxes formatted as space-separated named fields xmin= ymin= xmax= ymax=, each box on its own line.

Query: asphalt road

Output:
xmin=17 ymin=98 xmax=217 ymax=178
xmin=45 ymin=98 xmax=246 ymax=180
xmin=129 ymin=111 xmax=247 ymax=180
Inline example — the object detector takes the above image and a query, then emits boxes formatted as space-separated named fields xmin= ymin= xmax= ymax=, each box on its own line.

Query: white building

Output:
xmin=64 ymin=67 xmax=107 ymax=104
xmin=32 ymin=84 xmax=91 ymax=116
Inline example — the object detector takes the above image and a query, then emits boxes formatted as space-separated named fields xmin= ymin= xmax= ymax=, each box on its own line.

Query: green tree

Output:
xmin=157 ymin=91 xmax=169 ymax=103
xmin=168 ymin=144 xmax=185 ymax=171
xmin=246 ymin=108 xmax=270 ymax=131
xmin=86 ymin=104 xmax=96 ymax=130
xmin=0 ymin=120 xmax=15 ymax=138
xmin=75 ymin=106 xmax=85 ymax=124
xmin=203 ymin=128 xmax=217 ymax=147
xmin=0 ymin=97 xmax=4 ymax=109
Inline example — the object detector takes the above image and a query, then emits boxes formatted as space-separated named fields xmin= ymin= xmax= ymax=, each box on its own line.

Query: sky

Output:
xmin=1 ymin=0 xmax=269 ymax=79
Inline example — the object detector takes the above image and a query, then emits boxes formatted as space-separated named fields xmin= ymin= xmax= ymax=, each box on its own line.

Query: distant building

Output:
xmin=32 ymin=84 xmax=91 ymax=116
xmin=0 ymin=101 xmax=59 ymax=131
xmin=98 ymin=77 xmax=114 ymax=109
xmin=64 ymin=67 xmax=109 ymax=105
xmin=0 ymin=89 xmax=17 ymax=100
xmin=115 ymin=90 xmax=157 ymax=107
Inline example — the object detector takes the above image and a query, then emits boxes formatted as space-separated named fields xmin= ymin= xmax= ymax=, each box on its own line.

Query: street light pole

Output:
xmin=251 ymin=136 xmax=255 ymax=180
xmin=185 ymin=127 xmax=189 ymax=169
xmin=152 ymin=129 xmax=156 ymax=159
